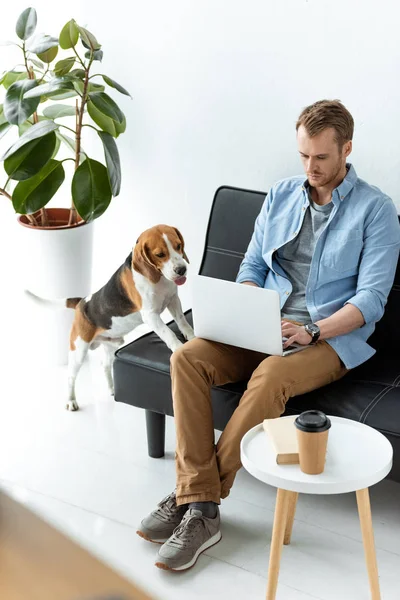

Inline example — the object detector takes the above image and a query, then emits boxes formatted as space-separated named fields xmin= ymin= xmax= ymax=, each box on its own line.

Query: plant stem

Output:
xmin=68 ymin=101 xmax=80 ymax=227
xmin=38 ymin=67 xmax=49 ymax=84
xmin=0 ymin=187 xmax=12 ymax=201
xmin=28 ymin=68 xmax=39 ymax=125
xmin=0 ymin=187 xmax=36 ymax=225
xmin=27 ymin=213 xmax=39 ymax=226
xmin=68 ymin=55 xmax=93 ymax=226
xmin=72 ymin=46 xmax=86 ymax=70
xmin=59 ymin=124 xmax=76 ymax=135
xmin=81 ymin=123 xmax=100 ymax=132
xmin=22 ymin=42 xmax=30 ymax=75
xmin=21 ymin=43 xmax=49 ymax=227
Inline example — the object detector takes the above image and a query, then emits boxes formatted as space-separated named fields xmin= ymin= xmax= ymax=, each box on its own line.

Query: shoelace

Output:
xmin=168 ymin=513 xmax=203 ymax=548
xmin=154 ymin=493 xmax=179 ymax=523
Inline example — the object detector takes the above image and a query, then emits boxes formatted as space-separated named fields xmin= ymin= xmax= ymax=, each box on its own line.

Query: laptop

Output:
xmin=191 ymin=275 xmax=307 ymax=356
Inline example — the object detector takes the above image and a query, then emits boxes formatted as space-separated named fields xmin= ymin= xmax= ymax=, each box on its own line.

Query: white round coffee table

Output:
xmin=240 ymin=416 xmax=393 ymax=600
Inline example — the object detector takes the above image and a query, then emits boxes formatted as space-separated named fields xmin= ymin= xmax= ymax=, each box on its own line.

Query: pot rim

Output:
xmin=17 ymin=208 xmax=90 ymax=231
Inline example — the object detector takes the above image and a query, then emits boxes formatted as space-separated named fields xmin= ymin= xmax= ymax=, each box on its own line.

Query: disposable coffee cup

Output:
xmin=294 ymin=410 xmax=331 ymax=474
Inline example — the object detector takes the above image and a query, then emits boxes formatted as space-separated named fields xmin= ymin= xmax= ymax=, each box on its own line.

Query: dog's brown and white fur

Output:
xmin=28 ymin=225 xmax=195 ymax=411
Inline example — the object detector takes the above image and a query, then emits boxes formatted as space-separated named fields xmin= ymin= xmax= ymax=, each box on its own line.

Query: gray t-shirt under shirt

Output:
xmin=276 ymin=191 xmax=333 ymax=324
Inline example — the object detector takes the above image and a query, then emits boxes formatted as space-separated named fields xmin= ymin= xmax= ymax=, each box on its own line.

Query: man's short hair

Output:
xmin=296 ymin=100 xmax=354 ymax=150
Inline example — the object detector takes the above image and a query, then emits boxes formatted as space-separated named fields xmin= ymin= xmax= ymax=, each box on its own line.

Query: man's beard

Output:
xmin=312 ymin=158 xmax=344 ymax=187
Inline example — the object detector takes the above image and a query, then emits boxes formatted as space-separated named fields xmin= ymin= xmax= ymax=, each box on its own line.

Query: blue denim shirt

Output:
xmin=236 ymin=164 xmax=400 ymax=368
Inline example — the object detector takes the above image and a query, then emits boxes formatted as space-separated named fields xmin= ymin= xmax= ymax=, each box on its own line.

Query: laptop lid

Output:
xmin=191 ymin=275 xmax=285 ymax=355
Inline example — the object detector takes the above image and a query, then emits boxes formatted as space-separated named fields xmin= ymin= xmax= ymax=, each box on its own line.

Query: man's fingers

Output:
xmin=283 ymin=334 xmax=298 ymax=349
xmin=282 ymin=325 xmax=297 ymax=337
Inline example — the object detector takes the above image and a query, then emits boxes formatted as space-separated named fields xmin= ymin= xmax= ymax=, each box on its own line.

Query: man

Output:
xmin=137 ymin=100 xmax=400 ymax=571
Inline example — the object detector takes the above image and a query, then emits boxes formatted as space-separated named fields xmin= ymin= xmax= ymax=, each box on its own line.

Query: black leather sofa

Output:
xmin=114 ymin=186 xmax=400 ymax=483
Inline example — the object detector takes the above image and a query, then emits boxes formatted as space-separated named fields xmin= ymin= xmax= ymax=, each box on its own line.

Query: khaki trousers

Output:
xmin=170 ymin=338 xmax=347 ymax=506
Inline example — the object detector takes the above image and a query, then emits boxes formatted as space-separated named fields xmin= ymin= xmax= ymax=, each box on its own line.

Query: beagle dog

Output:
xmin=28 ymin=224 xmax=195 ymax=411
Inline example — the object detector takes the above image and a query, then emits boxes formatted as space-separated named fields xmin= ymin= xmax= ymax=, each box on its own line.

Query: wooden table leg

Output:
xmin=356 ymin=488 xmax=381 ymax=600
xmin=283 ymin=492 xmax=298 ymax=545
xmin=266 ymin=488 xmax=290 ymax=600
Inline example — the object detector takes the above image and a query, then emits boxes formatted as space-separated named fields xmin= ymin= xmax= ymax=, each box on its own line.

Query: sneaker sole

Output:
xmin=136 ymin=530 xmax=169 ymax=544
xmin=155 ymin=530 xmax=222 ymax=571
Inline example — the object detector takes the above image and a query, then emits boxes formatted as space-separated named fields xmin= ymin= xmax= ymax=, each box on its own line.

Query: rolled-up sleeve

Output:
xmin=236 ymin=193 xmax=271 ymax=287
xmin=346 ymin=198 xmax=400 ymax=324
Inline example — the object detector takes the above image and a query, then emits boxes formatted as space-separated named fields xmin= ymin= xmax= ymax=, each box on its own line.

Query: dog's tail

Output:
xmin=24 ymin=290 xmax=82 ymax=310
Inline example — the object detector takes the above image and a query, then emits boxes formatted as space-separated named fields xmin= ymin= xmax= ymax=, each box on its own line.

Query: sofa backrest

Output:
xmin=199 ymin=185 xmax=400 ymax=355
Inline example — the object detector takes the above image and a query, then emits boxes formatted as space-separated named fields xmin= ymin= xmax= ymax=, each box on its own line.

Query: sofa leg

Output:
xmin=145 ymin=410 xmax=166 ymax=458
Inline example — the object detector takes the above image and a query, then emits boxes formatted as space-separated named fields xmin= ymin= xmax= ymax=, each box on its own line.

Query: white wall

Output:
xmin=1 ymin=0 xmax=400 ymax=311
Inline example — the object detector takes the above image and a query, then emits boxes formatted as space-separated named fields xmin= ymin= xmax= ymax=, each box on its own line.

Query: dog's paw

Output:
xmin=66 ymin=399 xmax=79 ymax=411
xmin=183 ymin=327 xmax=195 ymax=341
xmin=169 ymin=340 xmax=184 ymax=353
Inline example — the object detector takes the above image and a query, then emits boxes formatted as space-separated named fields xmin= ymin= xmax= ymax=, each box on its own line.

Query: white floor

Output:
xmin=1 ymin=311 xmax=400 ymax=600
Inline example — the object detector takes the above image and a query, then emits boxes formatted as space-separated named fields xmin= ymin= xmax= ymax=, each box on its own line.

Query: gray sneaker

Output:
xmin=155 ymin=507 xmax=221 ymax=571
xmin=136 ymin=492 xmax=187 ymax=544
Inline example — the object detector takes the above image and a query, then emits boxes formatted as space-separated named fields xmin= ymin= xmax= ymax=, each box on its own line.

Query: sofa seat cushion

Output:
xmin=114 ymin=311 xmax=400 ymax=437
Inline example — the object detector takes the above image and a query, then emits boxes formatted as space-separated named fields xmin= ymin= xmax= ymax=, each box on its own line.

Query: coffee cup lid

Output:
xmin=294 ymin=410 xmax=331 ymax=433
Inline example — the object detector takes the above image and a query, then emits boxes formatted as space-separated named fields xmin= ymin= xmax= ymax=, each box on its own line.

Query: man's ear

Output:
xmin=174 ymin=227 xmax=189 ymax=263
xmin=344 ymin=140 xmax=352 ymax=158
xmin=132 ymin=240 xmax=161 ymax=284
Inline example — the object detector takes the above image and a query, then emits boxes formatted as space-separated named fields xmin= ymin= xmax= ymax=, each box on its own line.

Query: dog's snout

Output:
xmin=174 ymin=266 xmax=187 ymax=276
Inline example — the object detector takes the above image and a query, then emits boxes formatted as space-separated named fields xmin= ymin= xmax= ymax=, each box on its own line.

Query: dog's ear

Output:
xmin=173 ymin=227 xmax=189 ymax=263
xmin=132 ymin=239 xmax=161 ymax=284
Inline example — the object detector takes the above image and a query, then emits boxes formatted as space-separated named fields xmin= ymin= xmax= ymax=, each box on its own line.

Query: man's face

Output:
xmin=297 ymin=125 xmax=352 ymax=188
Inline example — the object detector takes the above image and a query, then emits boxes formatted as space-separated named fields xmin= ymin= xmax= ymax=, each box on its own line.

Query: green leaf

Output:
xmin=59 ymin=19 xmax=79 ymax=49
xmin=3 ymin=79 xmax=39 ymax=125
xmin=1 ymin=71 xmax=28 ymax=90
xmin=88 ymin=92 xmax=124 ymax=124
xmin=23 ymin=78 xmax=74 ymax=99
xmin=54 ymin=57 xmax=75 ymax=77
xmin=12 ymin=159 xmax=65 ymax=214
xmin=17 ymin=114 xmax=47 ymax=136
xmin=55 ymin=130 xmax=76 ymax=154
xmin=87 ymin=100 xmax=125 ymax=138
xmin=16 ymin=8 xmax=37 ymax=41
xmin=72 ymin=158 xmax=111 ymax=221
xmin=73 ymin=80 xmax=84 ymax=95
xmin=69 ymin=68 xmax=85 ymax=79
xmin=73 ymin=80 xmax=104 ymax=95
xmin=5 ymin=132 xmax=57 ymax=180
xmin=76 ymin=25 xmax=101 ymax=51
xmin=43 ymin=104 xmax=77 ymax=119
xmin=97 ymin=131 xmax=121 ymax=196
xmin=27 ymin=34 xmax=59 ymax=55
xmin=55 ymin=130 xmax=85 ymax=163
xmin=29 ymin=58 xmax=44 ymax=70
xmin=37 ymin=45 xmax=58 ymax=64
xmin=48 ymin=89 xmax=78 ymax=101
xmin=88 ymin=82 xmax=105 ymax=93
xmin=0 ymin=122 xmax=12 ymax=141
xmin=2 ymin=120 xmax=59 ymax=160
xmin=102 ymin=75 xmax=131 ymax=98
xmin=51 ymin=131 xmax=61 ymax=158
xmin=85 ymin=49 xmax=103 ymax=61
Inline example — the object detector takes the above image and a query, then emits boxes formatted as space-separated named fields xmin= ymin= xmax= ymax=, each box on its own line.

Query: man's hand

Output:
xmin=281 ymin=320 xmax=312 ymax=348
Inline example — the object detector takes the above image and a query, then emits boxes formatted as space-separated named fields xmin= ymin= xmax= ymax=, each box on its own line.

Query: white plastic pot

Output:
xmin=18 ymin=208 xmax=94 ymax=365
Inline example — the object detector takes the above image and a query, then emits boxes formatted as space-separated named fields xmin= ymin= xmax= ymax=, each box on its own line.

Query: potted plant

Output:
xmin=0 ymin=7 xmax=131 ymax=362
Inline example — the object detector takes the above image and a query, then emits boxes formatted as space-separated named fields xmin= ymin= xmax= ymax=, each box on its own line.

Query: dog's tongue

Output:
xmin=175 ymin=276 xmax=187 ymax=286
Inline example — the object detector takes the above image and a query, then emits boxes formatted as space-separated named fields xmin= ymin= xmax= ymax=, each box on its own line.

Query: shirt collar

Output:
xmin=301 ymin=163 xmax=357 ymax=202
xmin=336 ymin=163 xmax=357 ymax=200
